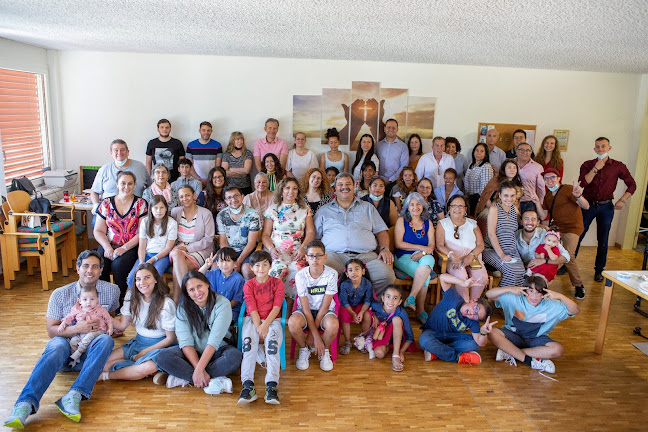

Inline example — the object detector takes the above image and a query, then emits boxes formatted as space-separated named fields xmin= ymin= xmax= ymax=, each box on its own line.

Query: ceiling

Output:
xmin=2 ymin=0 xmax=648 ymax=73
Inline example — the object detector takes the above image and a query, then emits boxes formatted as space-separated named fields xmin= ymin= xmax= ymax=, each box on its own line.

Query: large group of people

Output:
xmin=4 ymin=117 xmax=637 ymax=428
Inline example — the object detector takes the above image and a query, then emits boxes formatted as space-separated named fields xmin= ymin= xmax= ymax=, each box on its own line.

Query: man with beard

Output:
xmin=516 ymin=208 xmax=570 ymax=279
xmin=186 ymin=121 xmax=222 ymax=187
xmin=315 ymin=173 xmax=395 ymax=297
xmin=145 ymin=118 xmax=185 ymax=181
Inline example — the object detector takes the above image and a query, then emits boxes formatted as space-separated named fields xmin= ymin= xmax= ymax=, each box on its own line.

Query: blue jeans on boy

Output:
xmin=15 ymin=334 xmax=114 ymax=413
xmin=418 ymin=329 xmax=479 ymax=363
xmin=575 ymin=201 xmax=615 ymax=272
xmin=127 ymin=253 xmax=171 ymax=288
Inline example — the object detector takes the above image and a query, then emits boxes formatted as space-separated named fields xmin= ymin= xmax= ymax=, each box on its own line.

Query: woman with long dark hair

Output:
xmin=351 ymin=133 xmax=379 ymax=181
xmin=156 ymin=271 xmax=242 ymax=389
xmin=463 ymin=143 xmax=494 ymax=215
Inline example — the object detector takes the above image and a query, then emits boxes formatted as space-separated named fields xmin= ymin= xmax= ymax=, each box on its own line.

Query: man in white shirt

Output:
xmin=415 ymin=136 xmax=456 ymax=188
xmin=485 ymin=128 xmax=506 ymax=171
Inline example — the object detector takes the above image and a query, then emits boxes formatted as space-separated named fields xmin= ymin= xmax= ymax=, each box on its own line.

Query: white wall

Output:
xmin=53 ymin=51 xmax=644 ymax=246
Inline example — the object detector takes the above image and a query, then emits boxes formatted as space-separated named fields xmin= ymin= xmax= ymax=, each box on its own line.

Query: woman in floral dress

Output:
xmin=261 ymin=178 xmax=315 ymax=311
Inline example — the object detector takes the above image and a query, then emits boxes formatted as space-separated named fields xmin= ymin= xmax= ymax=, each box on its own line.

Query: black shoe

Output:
xmin=237 ymin=380 xmax=257 ymax=404
xmin=557 ymin=266 xmax=568 ymax=276
xmin=594 ymin=271 xmax=604 ymax=282
xmin=264 ymin=381 xmax=280 ymax=405
xmin=574 ymin=285 xmax=585 ymax=299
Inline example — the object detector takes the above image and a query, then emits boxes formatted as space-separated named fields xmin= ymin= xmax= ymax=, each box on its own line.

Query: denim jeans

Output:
xmin=156 ymin=345 xmax=242 ymax=383
xmin=418 ymin=329 xmax=479 ymax=362
xmin=126 ymin=253 xmax=171 ymax=288
xmin=15 ymin=335 xmax=114 ymax=413
xmin=575 ymin=201 xmax=615 ymax=272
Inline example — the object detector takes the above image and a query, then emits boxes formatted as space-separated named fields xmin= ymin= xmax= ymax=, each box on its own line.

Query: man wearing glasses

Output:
xmin=216 ymin=186 xmax=261 ymax=279
xmin=535 ymin=169 xmax=589 ymax=299
xmin=516 ymin=142 xmax=545 ymax=214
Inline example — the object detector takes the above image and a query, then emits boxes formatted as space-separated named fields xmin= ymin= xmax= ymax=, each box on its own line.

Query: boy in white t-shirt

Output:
xmin=288 ymin=240 xmax=339 ymax=371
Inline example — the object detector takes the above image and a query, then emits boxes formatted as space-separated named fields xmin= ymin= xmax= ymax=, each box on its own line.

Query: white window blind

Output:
xmin=0 ymin=68 xmax=51 ymax=184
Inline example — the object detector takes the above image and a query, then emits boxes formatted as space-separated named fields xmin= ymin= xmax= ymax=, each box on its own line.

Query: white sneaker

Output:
xmin=319 ymin=349 xmax=333 ymax=371
xmin=166 ymin=375 xmax=190 ymax=388
xmin=496 ymin=349 xmax=517 ymax=366
xmin=204 ymin=376 xmax=233 ymax=395
xmin=296 ymin=347 xmax=310 ymax=370
xmin=531 ymin=358 xmax=555 ymax=374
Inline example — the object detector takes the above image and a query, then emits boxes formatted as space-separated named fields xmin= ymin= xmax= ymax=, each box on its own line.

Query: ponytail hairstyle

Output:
xmin=130 ymin=263 xmax=171 ymax=330
xmin=145 ymin=195 xmax=169 ymax=238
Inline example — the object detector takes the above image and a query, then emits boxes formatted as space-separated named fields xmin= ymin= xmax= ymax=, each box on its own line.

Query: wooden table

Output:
xmin=595 ymin=270 xmax=648 ymax=354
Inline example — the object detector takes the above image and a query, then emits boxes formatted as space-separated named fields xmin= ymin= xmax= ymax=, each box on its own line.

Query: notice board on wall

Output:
xmin=477 ymin=123 xmax=537 ymax=153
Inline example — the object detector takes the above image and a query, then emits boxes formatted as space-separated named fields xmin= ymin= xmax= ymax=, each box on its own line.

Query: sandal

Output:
xmin=392 ymin=354 xmax=404 ymax=372
xmin=417 ymin=311 xmax=429 ymax=324
xmin=340 ymin=341 xmax=352 ymax=355
xmin=404 ymin=296 xmax=416 ymax=311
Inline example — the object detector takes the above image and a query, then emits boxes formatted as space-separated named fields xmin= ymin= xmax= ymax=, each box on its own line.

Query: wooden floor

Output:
xmin=1 ymin=246 xmax=647 ymax=431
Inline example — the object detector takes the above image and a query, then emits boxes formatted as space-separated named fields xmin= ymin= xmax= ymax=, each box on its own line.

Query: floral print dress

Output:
xmin=264 ymin=203 xmax=311 ymax=298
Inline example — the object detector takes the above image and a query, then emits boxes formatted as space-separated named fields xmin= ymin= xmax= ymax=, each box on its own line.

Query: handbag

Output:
xmin=29 ymin=193 xmax=58 ymax=224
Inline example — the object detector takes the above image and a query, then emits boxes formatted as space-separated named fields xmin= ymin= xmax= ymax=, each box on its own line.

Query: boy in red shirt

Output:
xmin=238 ymin=250 xmax=284 ymax=405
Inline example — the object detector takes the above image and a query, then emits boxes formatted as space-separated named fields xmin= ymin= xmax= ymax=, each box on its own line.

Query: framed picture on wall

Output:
xmin=554 ymin=129 xmax=570 ymax=152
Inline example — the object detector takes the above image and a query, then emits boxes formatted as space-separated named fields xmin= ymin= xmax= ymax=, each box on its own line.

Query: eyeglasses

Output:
xmin=543 ymin=175 xmax=558 ymax=181
xmin=453 ymin=225 xmax=460 ymax=240
xmin=517 ymin=149 xmax=532 ymax=153
xmin=449 ymin=204 xmax=466 ymax=208
xmin=306 ymin=254 xmax=325 ymax=260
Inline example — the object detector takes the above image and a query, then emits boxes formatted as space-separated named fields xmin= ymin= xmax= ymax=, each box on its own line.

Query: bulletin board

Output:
xmin=477 ymin=123 xmax=537 ymax=153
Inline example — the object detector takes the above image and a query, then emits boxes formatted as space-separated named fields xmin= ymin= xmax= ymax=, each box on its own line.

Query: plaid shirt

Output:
xmin=46 ymin=280 xmax=120 ymax=322
xmin=464 ymin=163 xmax=494 ymax=195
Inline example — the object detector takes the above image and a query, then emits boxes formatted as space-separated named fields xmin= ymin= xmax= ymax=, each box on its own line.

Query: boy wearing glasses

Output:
xmin=419 ymin=273 xmax=494 ymax=364
xmin=289 ymin=240 xmax=339 ymax=371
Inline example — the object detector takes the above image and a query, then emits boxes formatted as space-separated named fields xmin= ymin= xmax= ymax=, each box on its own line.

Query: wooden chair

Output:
xmin=53 ymin=203 xmax=89 ymax=258
xmin=434 ymin=250 xmax=494 ymax=297
xmin=1 ymin=205 xmax=52 ymax=290
xmin=387 ymin=226 xmax=439 ymax=306
xmin=5 ymin=191 xmax=74 ymax=276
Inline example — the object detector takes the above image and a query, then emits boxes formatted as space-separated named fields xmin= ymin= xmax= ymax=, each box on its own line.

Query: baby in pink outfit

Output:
xmin=58 ymin=286 xmax=113 ymax=367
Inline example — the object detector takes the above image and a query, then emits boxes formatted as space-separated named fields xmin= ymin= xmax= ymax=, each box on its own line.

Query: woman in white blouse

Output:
xmin=286 ymin=132 xmax=319 ymax=180
xmin=435 ymin=194 xmax=488 ymax=299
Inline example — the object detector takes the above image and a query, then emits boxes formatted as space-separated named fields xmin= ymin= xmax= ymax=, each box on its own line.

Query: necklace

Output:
xmin=409 ymin=221 xmax=426 ymax=239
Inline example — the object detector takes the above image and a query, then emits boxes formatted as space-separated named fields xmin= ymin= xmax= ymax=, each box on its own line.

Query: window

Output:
xmin=0 ymin=68 xmax=51 ymax=184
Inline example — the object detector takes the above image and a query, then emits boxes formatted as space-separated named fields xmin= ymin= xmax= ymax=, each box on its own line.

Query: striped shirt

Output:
xmin=186 ymin=139 xmax=222 ymax=179
xmin=177 ymin=212 xmax=197 ymax=244
xmin=46 ymin=280 xmax=120 ymax=322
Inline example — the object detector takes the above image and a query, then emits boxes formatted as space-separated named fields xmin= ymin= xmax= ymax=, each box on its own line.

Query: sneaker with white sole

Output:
xmin=204 ymin=376 xmax=233 ymax=395
xmin=4 ymin=402 xmax=31 ymax=429
xmin=424 ymin=350 xmax=438 ymax=361
xmin=237 ymin=380 xmax=257 ymax=404
xmin=496 ymin=349 xmax=517 ymax=366
xmin=319 ymin=349 xmax=333 ymax=371
xmin=166 ymin=375 xmax=190 ymax=388
xmin=531 ymin=358 xmax=555 ymax=373
xmin=296 ymin=347 xmax=310 ymax=370
xmin=152 ymin=372 xmax=168 ymax=385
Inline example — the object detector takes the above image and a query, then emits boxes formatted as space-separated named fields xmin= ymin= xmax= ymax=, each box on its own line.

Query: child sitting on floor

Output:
xmin=418 ymin=274 xmax=494 ymax=365
xmin=338 ymin=258 xmax=373 ymax=355
xmin=370 ymin=285 xmax=415 ymax=372
xmin=238 ymin=250 xmax=285 ymax=405
xmin=289 ymin=240 xmax=339 ymax=372
xmin=486 ymin=275 xmax=580 ymax=375
xmin=58 ymin=286 xmax=113 ymax=367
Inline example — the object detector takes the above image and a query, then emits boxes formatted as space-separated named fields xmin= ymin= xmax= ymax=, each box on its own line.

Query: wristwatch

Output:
xmin=421 ymin=251 xmax=427 ymax=256
xmin=545 ymin=257 xmax=549 ymax=264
